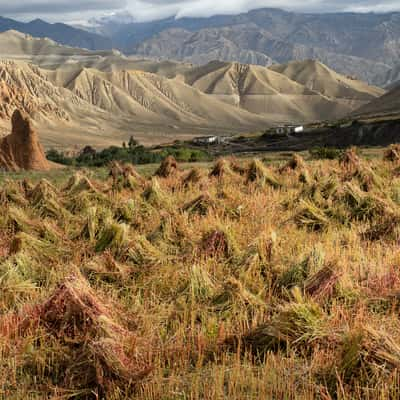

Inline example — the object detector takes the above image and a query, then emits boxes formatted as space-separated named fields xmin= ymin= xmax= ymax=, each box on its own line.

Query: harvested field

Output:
xmin=2 ymin=149 xmax=400 ymax=398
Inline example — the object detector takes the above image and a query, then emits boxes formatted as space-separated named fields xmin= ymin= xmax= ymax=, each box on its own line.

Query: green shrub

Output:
xmin=309 ymin=147 xmax=344 ymax=160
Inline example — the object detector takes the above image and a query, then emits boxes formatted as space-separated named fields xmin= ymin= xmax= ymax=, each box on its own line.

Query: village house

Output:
xmin=192 ymin=135 xmax=230 ymax=145
xmin=275 ymin=125 xmax=304 ymax=134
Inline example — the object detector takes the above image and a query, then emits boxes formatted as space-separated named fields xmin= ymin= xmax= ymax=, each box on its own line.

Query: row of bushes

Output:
xmin=46 ymin=144 xmax=212 ymax=167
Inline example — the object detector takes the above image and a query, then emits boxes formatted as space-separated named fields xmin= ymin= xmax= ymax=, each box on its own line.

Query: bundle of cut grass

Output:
xmin=211 ymin=277 xmax=266 ymax=312
xmin=340 ymin=147 xmax=361 ymax=172
xmin=15 ymin=275 xmax=152 ymax=391
xmin=95 ymin=219 xmax=129 ymax=256
xmin=340 ymin=150 xmax=383 ymax=191
xmin=6 ymin=206 xmax=38 ymax=234
xmin=0 ymin=180 xmax=28 ymax=207
xmin=21 ymin=178 xmax=34 ymax=195
xmin=304 ymin=263 xmax=341 ymax=301
xmin=182 ymin=167 xmax=205 ymax=188
xmin=10 ymin=231 xmax=67 ymax=261
xmin=339 ymin=326 xmax=400 ymax=383
xmin=229 ymin=158 xmax=247 ymax=175
xmin=278 ymin=248 xmax=325 ymax=290
xmin=27 ymin=179 xmax=69 ymax=220
xmin=343 ymin=182 xmax=396 ymax=222
xmin=384 ymin=144 xmax=400 ymax=162
xmin=108 ymin=161 xmax=124 ymax=182
xmin=80 ymin=206 xmax=99 ymax=242
xmin=362 ymin=214 xmax=400 ymax=241
xmin=209 ymin=158 xmax=233 ymax=179
xmin=122 ymin=163 xmax=145 ymax=189
xmin=115 ymin=199 xmax=136 ymax=223
xmin=63 ymin=172 xmax=98 ymax=195
xmin=83 ymin=252 xmax=133 ymax=284
xmin=155 ymin=155 xmax=178 ymax=178
xmin=246 ymin=159 xmax=281 ymax=188
xmin=280 ymin=154 xmax=311 ymax=184
xmin=189 ymin=264 xmax=217 ymax=302
xmin=201 ymin=228 xmax=239 ymax=259
xmin=126 ymin=234 xmax=165 ymax=268
xmin=182 ymin=193 xmax=215 ymax=216
xmin=142 ymin=178 xmax=169 ymax=207
xmin=294 ymin=199 xmax=331 ymax=231
xmin=279 ymin=154 xmax=307 ymax=173
xmin=226 ymin=288 xmax=325 ymax=355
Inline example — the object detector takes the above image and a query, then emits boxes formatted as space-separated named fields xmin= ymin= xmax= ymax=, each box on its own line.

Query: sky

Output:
xmin=1 ymin=0 xmax=400 ymax=24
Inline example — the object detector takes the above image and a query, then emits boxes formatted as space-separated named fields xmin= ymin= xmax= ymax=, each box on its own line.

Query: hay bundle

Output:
xmin=362 ymin=214 xmax=400 ymax=241
xmin=122 ymin=163 xmax=145 ymax=189
xmin=246 ymin=159 xmax=281 ymax=188
xmin=182 ymin=167 xmax=205 ymax=187
xmin=229 ymin=158 xmax=247 ymax=175
xmin=109 ymin=161 xmax=124 ymax=182
xmin=27 ymin=179 xmax=68 ymax=220
xmin=202 ymin=230 xmax=229 ymax=258
xmin=0 ymin=180 xmax=28 ymax=206
xmin=341 ymin=147 xmax=361 ymax=172
xmin=212 ymin=277 xmax=266 ymax=312
xmin=226 ymin=289 xmax=325 ymax=354
xmin=6 ymin=206 xmax=39 ymax=234
xmin=16 ymin=275 xmax=152 ymax=390
xmin=343 ymin=182 xmax=396 ymax=222
xmin=209 ymin=158 xmax=233 ymax=179
xmin=155 ymin=155 xmax=178 ymax=178
xmin=280 ymin=153 xmax=307 ymax=172
xmin=9 ymin=231 xmax=66 ymax=260
xmin=340 ymin=149 xmax=383 ymax=191
xmin=294 ymin=199 xmax=331 ymax=231
xmin=64 ymin=172 xmax=98 ymax=195
xmin=83 ymin=253 xmax=133 ymax=284
xmin=201 ymin=229 xmax=239 ymax=259
xmin=95 ymin=219 xmax=129 ymax=256
xmin=384 ymin=144 xmax=400 ymax=162
xmin=142 ymin=178 xmax=169 ymax=207
xmin=182 ymin=193 xmax=215 ymax=215
xmin=304 ymin=264 xmax=341 ymax=301
xmin=127 ymin=234 xmax=165 ymax=268
xmin=339 ymin=326 xmax=400 ymax=382
xmin=109 ymin=161 xmax=144 ymax=191
xmin=280 ymin=154 xmax=311 ymax=184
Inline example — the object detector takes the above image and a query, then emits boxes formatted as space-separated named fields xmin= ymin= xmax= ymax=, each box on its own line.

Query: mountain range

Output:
xmin=0 ymin=9 xmax=399 ymax=87
xmin=0 ymin=30 xmax=387 ymax=149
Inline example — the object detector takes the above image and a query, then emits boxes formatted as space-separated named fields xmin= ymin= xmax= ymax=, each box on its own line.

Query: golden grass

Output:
xmin=2 ymin=151 xmax=400 ymax=398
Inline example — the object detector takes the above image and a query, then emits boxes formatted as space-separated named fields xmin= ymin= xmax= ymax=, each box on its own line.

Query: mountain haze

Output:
xmin=0 ymin=16 xmax=111 ymax=50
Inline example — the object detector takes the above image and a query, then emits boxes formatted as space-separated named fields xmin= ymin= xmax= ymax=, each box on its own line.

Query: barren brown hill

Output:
xmin=45 ymin=66 xmax=273 ymax=127
xmin=352 ymin=86 xmax=400 ymax=118
xmin=0 ymin=109 xmax=51 ymax=171
xmin=179 ymin=60 xmax=380 ymax=121
xmin=0 ymin=59 xmax=273 ymax=149
xmin=269 ymin=60 xmax=384 ymax=104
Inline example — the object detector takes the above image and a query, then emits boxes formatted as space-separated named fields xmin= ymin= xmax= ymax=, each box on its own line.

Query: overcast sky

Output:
xmin=1 ymin=0 xmax=400 ymax=24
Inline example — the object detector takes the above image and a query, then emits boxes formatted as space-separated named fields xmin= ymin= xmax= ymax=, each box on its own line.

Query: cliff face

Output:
xmin=0 ymin=109 xmax=51 ymax=171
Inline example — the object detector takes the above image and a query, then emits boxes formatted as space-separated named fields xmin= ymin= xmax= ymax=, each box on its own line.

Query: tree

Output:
xmin=128 ymin=136 xmax=138 ymax=149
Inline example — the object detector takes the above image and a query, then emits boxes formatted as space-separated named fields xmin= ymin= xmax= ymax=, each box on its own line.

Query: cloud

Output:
xmin=0 ymin=0 xmax=399 ymax=23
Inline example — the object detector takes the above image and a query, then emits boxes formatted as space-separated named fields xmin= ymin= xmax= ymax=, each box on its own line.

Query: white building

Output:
xmin=192 ymin=136 xmax=230 ymax=145
xmin=275 ymin=125 xmax=304 ymax=134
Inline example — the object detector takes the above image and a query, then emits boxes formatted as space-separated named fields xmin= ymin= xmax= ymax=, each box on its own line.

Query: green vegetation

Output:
xmin=309 ymin=146 xmax=344 ymax=160
xmin=46 ymin=141 xmax=212 ymax=167
xmin=2 ymin=149 xmax=400 ymax=398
